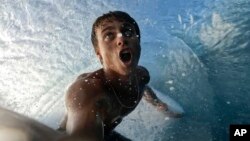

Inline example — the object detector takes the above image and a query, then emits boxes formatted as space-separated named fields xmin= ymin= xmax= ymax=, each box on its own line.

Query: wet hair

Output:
xmin=91 ymin=11 xmax=140 ymax=50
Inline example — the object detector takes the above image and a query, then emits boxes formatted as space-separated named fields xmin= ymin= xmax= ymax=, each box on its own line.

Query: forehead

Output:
xmin=96 ymin=18 xmax=135 ymax=31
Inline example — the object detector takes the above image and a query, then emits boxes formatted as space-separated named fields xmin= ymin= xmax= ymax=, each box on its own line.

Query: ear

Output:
xmin=95 ymin=48 xmax=103 ymax=64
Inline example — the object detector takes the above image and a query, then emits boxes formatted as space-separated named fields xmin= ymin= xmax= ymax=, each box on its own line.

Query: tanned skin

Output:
xmin=58 ymin=12 xmax=181 ymax=141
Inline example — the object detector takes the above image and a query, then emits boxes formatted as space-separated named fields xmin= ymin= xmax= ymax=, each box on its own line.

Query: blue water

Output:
xmin=0 ymin=0 xmax=250 ymax=141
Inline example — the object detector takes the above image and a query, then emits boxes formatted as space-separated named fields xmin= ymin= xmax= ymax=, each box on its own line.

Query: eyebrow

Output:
xmin=101 ymin=26 xmax=115 ymax=34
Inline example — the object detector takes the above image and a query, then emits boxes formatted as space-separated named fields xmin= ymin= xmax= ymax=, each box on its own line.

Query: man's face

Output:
xmin=95 ymin=19 xmax=141 ymax=75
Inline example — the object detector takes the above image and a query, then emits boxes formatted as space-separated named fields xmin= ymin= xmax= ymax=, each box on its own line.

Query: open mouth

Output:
xmin=119 ymin=49 xmax=132 ymax=63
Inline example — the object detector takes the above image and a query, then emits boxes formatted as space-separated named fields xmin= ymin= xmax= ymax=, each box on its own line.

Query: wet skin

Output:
xmin=59 ymin=20 xmax=175 ymax=141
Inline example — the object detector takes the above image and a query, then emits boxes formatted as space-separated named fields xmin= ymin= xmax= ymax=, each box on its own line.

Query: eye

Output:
xmin=124 ymin=29 xmax=133 ymax=37
xmin=123 ymin=28 xmax=135 ymax=37
xmin=103 ymin=32 xmax=115 ymax=42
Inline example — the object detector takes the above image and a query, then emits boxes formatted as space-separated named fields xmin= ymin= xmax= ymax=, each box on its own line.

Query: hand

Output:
xmin=156 ymin=102 xmax=168 ymax=111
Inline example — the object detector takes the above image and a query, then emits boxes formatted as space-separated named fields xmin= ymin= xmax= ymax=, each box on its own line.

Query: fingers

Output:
xmin=156 ymin=103 xmax=168 ymax=111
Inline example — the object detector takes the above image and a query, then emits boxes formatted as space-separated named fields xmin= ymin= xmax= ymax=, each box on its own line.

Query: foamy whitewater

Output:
xmin=0 ymin=0 xmax=250 ymax=140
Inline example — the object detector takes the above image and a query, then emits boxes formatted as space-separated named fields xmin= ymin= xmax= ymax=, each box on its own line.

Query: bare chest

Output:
xmin=102 ymin=85 xmax=143 ymax=124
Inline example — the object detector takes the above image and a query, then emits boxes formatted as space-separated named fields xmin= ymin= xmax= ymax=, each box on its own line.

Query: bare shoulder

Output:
xmin=76 ymin=73 xmax=90 ymax=80
xmin=137 ymin=66 xmax=150 ymax=85
xmin=64 ymin=71 xmax=106 ymax=139
xmin=65 ymin=73 xmax=105 ymax=111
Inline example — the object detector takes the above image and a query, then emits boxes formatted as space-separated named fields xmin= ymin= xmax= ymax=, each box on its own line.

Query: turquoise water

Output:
xmin=0 ymin=0 xmax=250 ymax=140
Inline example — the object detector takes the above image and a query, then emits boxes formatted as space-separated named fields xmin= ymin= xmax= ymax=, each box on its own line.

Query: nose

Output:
xmin=116 ymin=33 xmax=128 ymax=47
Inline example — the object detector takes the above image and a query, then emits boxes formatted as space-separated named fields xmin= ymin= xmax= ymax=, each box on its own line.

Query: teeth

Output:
xmin=122 ymin=50 xmax=130 ymax=54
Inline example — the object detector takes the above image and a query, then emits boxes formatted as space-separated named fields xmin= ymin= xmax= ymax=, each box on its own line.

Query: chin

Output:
xmin=121 ymin=66 xmax=137 ymax=75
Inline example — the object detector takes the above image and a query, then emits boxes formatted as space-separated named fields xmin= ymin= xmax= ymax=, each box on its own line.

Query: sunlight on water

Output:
xmin=0 ymin=0 xmax=250 ymax=141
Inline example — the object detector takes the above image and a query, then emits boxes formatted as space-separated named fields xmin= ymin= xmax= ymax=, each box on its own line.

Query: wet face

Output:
xmin=95 ymin=19 xmax=141 ymax=76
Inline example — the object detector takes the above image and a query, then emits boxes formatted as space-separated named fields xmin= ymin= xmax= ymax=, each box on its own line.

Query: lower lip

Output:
xmin=121 ymin=57 xmax=133 ymax=66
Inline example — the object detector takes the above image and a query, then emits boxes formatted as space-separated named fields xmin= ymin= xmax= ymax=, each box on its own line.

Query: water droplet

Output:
xmin=226 ymin=101 xmax=231 ymax=104
xmin=165 ymin=117 xmax=170 ymax=120
xmin=182 ymin=73 xmax=186 ymax=77
xmin=80 ymin=88 xmax=82 ymax=90
xmin=85 ymin=79 xmax=88 ymax=82
xmin=166 ymin=80 xmax=173 ymax=84
xmin=169 ymin=87 xmax=175 ymax=91
xmin=73 ymin=97 xmax=77 ymax=101
xmin=117 ymin=33 xmax=122 ymax=37
xmin=78 ymin=104 xmax=82 ymax=109
xmin=134 ymin=101 xmax=137 ymax=103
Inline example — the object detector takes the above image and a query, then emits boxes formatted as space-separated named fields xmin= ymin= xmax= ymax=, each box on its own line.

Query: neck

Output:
xmin=103 ymin=68 xmax=136 ymax=83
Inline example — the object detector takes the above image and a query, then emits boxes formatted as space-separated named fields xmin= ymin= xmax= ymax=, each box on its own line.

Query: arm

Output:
xmin=57 ymin=113 xmax=67 ymax=132
xmin=65 ymin=79 xmax=105 ymax=141
xmin=137 ymin=66 xmax=183 ymax=117
xmin=143 ymin=85 xmax=183 ymax=118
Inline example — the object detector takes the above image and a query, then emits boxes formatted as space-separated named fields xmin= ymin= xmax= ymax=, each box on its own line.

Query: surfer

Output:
xmin=58 ymin=11 xmax=181 ymax=141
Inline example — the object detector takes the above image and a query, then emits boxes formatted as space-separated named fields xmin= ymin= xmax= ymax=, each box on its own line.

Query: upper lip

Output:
xmin=119 ymin=48 xmax=130 ymax=54
xmin=120 ymin=48 xmax=130 ymax=53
